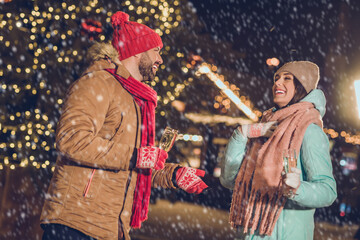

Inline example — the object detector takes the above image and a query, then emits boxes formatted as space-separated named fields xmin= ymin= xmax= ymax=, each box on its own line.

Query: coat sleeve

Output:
xmin=151 ymin=163 xmax=181 ymax=189
xmin=220 ymin=128 xmax=248 ymax=189
xmin=56 ymin=70 xmax=135 ymax=171
xmin=291 ymin=124 xmax=337 ymax=208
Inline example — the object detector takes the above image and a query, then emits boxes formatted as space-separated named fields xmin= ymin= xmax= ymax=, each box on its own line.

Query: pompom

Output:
xmin=111 ymin=11 xmax=129 ymax=27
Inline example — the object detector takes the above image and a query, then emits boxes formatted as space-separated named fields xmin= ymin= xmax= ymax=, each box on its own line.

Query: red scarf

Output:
xmin=105 ymin=68 xmax=157 ymax=229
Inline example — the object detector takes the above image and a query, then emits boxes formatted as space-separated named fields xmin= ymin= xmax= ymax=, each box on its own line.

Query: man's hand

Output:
xmin=240 ymin=121 xmax=277 ymax=138
xmin=175 ymin=167 xmax=208 ymax=194
xmin=136 ymin=146 xmax=168 ymax=170
xmin=282 ymin=167 xmax=301 ymax=198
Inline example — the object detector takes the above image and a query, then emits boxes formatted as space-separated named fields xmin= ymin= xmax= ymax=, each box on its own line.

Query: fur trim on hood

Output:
xmin=87 ymin=42 xmax=121 ymax=65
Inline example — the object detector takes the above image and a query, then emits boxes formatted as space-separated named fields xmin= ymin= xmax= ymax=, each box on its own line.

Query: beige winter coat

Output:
xmin=40 ymin=43 xmax=179 ymax=240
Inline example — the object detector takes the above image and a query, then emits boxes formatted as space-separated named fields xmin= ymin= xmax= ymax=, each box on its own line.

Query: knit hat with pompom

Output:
xmin=111 ymin=11 xmax=163 ymax=60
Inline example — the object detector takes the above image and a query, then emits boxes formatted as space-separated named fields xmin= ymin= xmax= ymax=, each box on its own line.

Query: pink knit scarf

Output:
xmin=230 ymin=101 xmax=323 ymax=235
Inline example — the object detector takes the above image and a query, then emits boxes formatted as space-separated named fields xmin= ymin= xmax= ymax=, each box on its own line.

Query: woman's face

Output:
xmin=272 ymin=72 xmax=296 ymax=108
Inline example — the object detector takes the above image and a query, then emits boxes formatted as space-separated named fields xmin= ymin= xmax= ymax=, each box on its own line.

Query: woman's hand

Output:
xmin=239 ymin=121 xmax=277 ymax=138
xmin=282 ymin=167 xmax=301 ymax=198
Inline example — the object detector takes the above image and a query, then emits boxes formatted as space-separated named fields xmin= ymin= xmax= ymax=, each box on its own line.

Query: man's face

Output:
xmin=139 ymin=47 xmax=163 ymax=82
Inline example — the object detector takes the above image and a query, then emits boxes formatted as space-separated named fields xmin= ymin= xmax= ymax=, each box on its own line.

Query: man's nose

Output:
xmin=157 ymin=54 xmax=163 ymax=65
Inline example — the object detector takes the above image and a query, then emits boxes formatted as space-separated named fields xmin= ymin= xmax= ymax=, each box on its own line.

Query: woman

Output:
xmin=220 ymin=61 xmax=337 ymax=240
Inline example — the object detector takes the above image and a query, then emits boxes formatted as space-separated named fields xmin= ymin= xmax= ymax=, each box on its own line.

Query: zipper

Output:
xmin=110 ymin=113 xmax=123 ymax=141
xmin=118 ymin=100 xmax=138 ymax=218
xmin=133 ymin=99 xmax=140 ymax=148
xmin=83 ymin=169 xmax=96 ymax=197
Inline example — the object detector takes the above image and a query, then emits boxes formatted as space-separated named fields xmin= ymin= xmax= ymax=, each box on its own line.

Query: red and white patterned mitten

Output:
xmin=175 ymin=167 xmax=208 ymax=194
xmin=136 ymin=146 xmax=168 ymax=170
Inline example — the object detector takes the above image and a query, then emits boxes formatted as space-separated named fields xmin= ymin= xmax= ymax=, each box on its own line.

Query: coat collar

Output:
xmin=83 ymin=42 xmax=131 ymax=79
xmin=271 ymin=89 xmax=326 ymax=118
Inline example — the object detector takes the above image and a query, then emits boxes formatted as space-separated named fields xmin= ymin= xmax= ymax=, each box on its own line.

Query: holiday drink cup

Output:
xmin=282 ymin=149 xmax=297 ymax=174
xmin=159 ymin=127 xmax=178 ymax=152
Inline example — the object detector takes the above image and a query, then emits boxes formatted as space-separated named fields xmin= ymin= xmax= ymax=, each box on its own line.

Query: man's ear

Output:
xmin=133 ymin=52 xmax=142 ymax=64
xmin=134 ymin=52 xmax=142 ymax=58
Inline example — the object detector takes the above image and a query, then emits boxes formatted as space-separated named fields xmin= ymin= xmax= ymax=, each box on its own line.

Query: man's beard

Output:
xmin=139 ymin=53 xmax=155 ymax=82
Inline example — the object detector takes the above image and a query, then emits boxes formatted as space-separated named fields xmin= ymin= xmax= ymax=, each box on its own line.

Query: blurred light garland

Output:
xmin=177 ymin=134 xmax=203 ymax=142
xmin=324 ymin=128 xmax=360 ymax=145
xmin=185 ymin=112 xmax=253 ymax=126
xmin=195 ymin=62 xmax=259 ymax=122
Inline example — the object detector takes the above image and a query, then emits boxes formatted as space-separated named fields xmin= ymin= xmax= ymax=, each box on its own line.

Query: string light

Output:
xmin=177 ymin=134 xmax=203 ymax=142
xmin=324 ymin=128 xmax=360 ymax=145
xmin=0 ymin=109 xmax=55 ymax=170
xmin=196 ymin=62 xmax=259 ymax=122
xmin=185 ymin=113 xmax=253 ymax=126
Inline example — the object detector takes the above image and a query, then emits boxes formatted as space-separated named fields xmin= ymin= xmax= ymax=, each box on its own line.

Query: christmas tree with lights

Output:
xmin=0 ymin=0 xmax=193 ymax=171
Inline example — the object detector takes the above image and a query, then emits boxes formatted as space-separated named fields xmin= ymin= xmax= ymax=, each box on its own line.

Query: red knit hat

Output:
xmin=111 ymin=11 xmax=163 ymax=61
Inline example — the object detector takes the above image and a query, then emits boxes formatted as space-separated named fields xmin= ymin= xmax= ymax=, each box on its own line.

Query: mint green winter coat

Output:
xmin=220 ymin=89 xmax=337 ymax=240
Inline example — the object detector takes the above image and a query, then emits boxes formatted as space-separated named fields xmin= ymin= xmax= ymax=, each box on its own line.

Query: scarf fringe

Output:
xmin=230 ymin=180 xmax=287 ymax=235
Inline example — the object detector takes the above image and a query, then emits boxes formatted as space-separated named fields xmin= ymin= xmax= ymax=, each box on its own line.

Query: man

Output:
xmin=40 ymin=11 xmax=208 ymax=240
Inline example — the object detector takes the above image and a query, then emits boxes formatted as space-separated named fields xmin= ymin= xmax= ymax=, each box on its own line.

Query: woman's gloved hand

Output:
xmin=240 ymin=121 xmax=277 ymax=138
xmin=282 ymin=167 xmax=301 ymax=198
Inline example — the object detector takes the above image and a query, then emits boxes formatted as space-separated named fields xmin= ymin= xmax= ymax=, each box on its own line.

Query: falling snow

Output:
xmin=0 ymin=0 xmax=360 ymax=239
